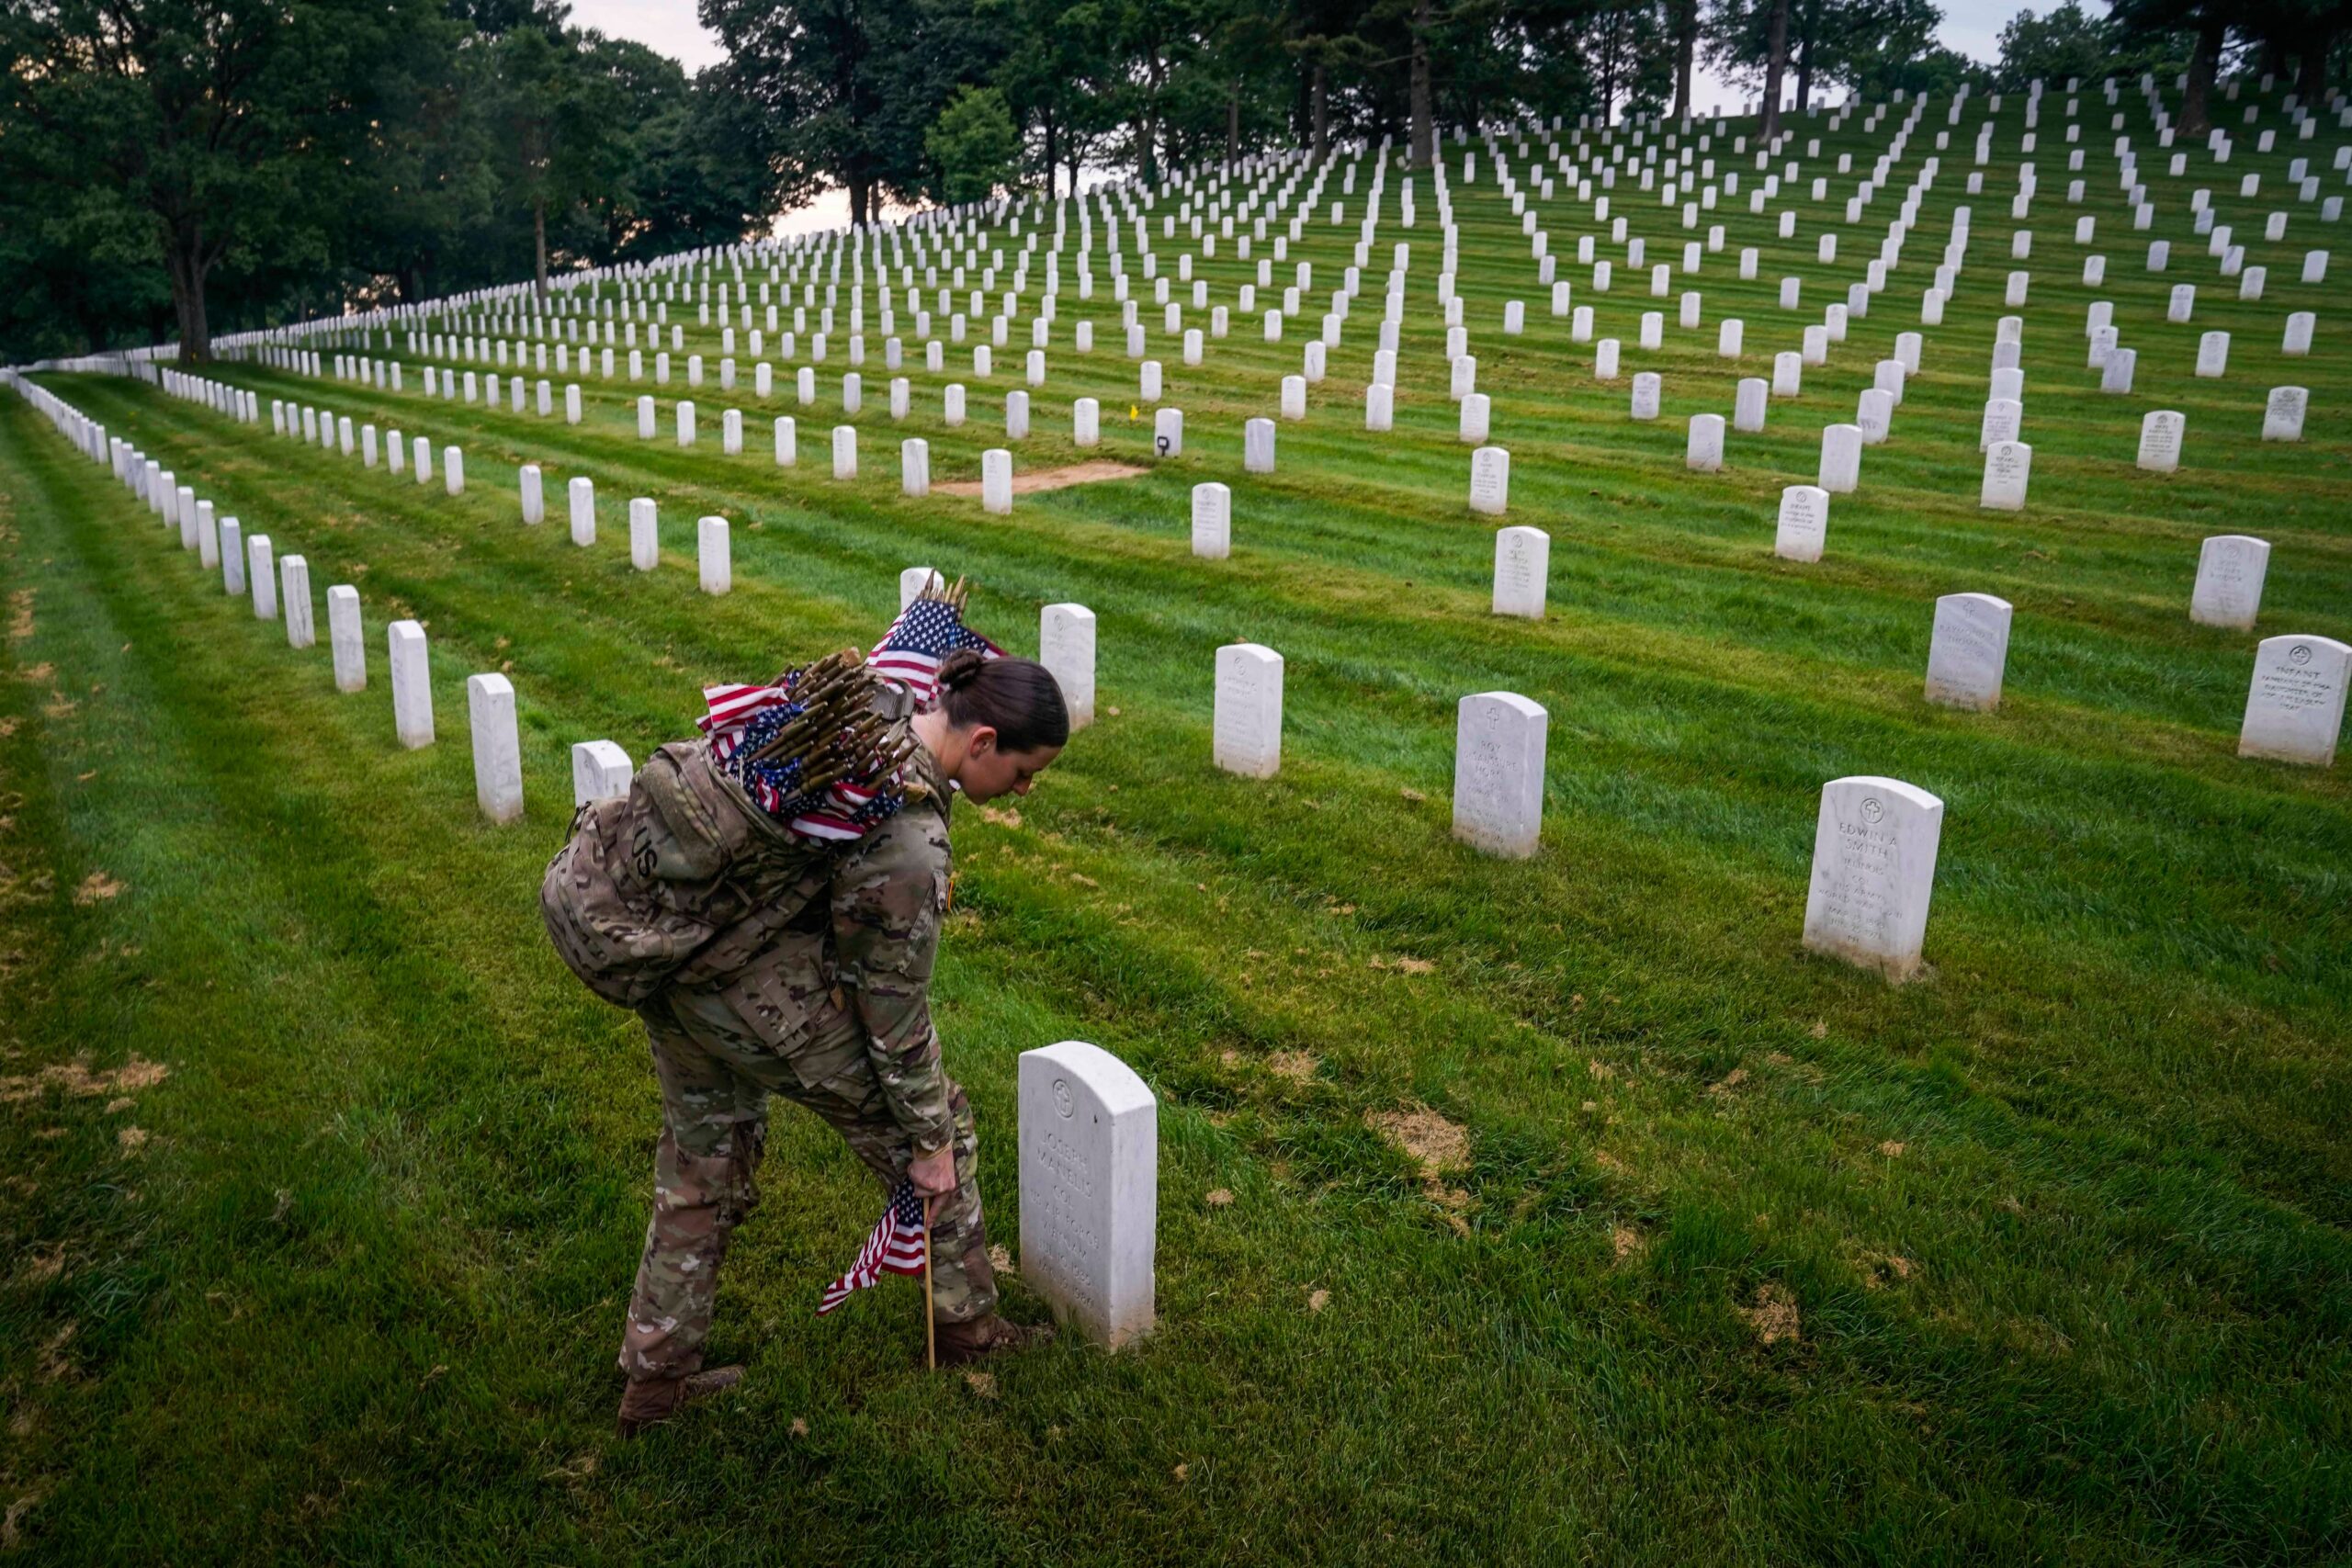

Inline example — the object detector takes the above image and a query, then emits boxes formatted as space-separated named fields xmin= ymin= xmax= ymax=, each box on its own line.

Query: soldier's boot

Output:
xmin=934 ymin=1315 xmax=1055 ymax=1367
xmin=616 ymin=1363 xmax=746 ymax=1439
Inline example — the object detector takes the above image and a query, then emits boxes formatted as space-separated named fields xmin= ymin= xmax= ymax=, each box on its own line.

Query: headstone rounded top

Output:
xmin=1024 ymin=1039 xmax=1155 ymax=1119
xmin=1826 ymin=774 xmax=1942 ymax=818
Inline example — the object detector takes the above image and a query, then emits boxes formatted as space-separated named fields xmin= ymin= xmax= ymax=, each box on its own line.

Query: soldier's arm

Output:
xmin=830 ymin=810 xmax=956 ymax=1154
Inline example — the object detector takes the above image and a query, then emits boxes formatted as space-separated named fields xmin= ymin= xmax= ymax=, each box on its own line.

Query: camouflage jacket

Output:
xmin=686 ymin=717 xmax=957 ymax=1154
xmin=544 ymin=689 xmax=959 ymax=1152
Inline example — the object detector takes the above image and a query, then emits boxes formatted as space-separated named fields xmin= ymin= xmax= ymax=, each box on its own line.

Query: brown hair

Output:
xmin=938 ymin=650 xmax=1070 ymax=754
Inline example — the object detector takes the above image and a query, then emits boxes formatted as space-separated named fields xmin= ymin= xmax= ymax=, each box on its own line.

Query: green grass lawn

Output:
xmin=1 ymin=90 xmax=2347 ymax=1563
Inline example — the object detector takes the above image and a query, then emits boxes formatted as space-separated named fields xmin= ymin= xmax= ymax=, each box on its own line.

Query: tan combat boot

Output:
xmin=616 ymin=1363 xmax=746 ymax=1438
xmin=934 ymin=1315 xmax=1055 ymax=1366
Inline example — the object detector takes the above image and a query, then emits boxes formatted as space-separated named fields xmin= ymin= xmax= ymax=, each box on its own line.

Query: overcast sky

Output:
xmin=571 ymin=0 xmax=2035 ymax=230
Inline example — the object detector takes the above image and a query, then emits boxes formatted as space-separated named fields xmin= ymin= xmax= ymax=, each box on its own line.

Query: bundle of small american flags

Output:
xmin=699 ymin=585 xmax=1001 ymax=842
xmin=817 ymin=1179 xmax=929 ymax=1315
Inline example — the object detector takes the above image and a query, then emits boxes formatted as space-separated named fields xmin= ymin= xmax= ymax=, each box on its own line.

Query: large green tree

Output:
xmin=0 ymin=0 xmax=431 ymax=359
xmin=486 ymin=20 xmax=635 ymax=299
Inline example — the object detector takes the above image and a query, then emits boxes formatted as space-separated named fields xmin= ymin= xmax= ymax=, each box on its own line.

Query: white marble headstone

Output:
xmin=1819 ymin=424 xmax=1862 ymax=493
xmin=1244 ymin=417 xmax=1276 ymax=473
xmin=698 ymin=516 xmax=730 ymax=595
xmin=2264 ymin=386 xmax=2308 ymax=441
xmin=389 ymin=620 xmax=433 ymax=748
xmin=1452 ymin=693 xmax=1547 ymax=858
xmin=572 ymin=739 xmax=634 ymax=807
xmin=1924 ymin=592 xmax=2013 ymax=710
xmin=1775 ymin=485 xmax=1829 ymax=562
xmin=1468 ymin=446 xmax=1510 ymax=514
xmin=2238 ymin=635 xmax=2349 ymax=766
xmin=1214 ymin=643 xmax=1283 ymax=778
xmin=281 ymin=556 xmax=314 ymax=649
xmin=1801 ymin=775 xmax=1945 ymax=980
xmin=1735 ymin=378 xmax=1768 ymax=432
xmin=2190 ymin=535 xmax=2269 ymax=629
xmin=467 ymin=673 xmax=524 ymax=824
xmin=2137 ymin=410 xmax=2185 ymax=472
xmin=1687 ymin=413 xmax=1725 ymax=470
xmin=328 ymin=586 xmax=366 ymax=693
xmin=1017 ymin=1040 xmax=1156 ymax=1350
xmin=1492 ymin=526 xmax=1548 ymax=618
xmin=1040 ymin=604 xmax=1097 ymax=730
xmin=1980 ymin=441 xmax=2031 ymax=510
xmin=1192 ymin=482 xmax=1231 ymax=559
xmin=569 ymin=477 xmax=596 ymax=547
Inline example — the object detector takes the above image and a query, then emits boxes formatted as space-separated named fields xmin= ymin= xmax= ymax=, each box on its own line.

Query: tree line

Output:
xmin=2 ymin=0 xmax=2344 ymax=365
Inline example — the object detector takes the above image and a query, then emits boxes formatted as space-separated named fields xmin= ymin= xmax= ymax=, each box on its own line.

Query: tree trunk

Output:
xmin=164 ymin=227 xmax=212 ymax=363
xmin=847 ymin=168 xmax=871 ymax=226
xmin=534 ymin=195 xmax=549 ymax=301
xmin=2259 ymin=34 xmax=2288 ymax=81
xmin=1672 ymin=0 xmax=1697 ymax=120
xmin=1408 ymin=0 xmax=1434 ymax=166
xmin=1044 ymin=110 xmax=1058 ymax=198
xmin=2298 ymin=32 xmax=2331 ymax=101
xmin=1762 ymin=0 xmax=1792 ymax=141
xmin=1795 ymin=23 xmax=1815 ymax=114
xmin=1311 ymin=62 xmax=1329 ymax=160
xmin=1599 ymin=17 xmax=1618 ymax=124
xmin=2182 ymin=13 xmax=2224 ymax=137
xmin=1226 ymin=81 xmax=1239 ymax=167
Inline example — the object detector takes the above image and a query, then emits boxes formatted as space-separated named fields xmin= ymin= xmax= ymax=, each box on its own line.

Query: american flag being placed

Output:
xmin=865 ymin=589 xmax=1002 ymax=705
xmin=816 ymin=1179 xmax=929 ymax=1316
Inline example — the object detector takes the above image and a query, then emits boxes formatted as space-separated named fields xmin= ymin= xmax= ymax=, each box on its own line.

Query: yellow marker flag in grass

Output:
xmin=1129 ymin=405 xmax=1139 ymax=421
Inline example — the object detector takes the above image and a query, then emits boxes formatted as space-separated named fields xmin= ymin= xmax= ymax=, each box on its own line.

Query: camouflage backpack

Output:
xmin=540 ymin=653 xmax=917 ymax=1010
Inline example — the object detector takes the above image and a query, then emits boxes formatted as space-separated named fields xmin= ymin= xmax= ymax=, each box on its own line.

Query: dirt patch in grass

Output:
xmin=1860 ymin=1253 xmax=1918 ymax=1291
xmin=0 ymin=1055 xmax=168 ymax=1105
xmin=1370 ymin=1107 xmax=1469 ymax=1179
xmin=1370 ymin=1107 xmax=1474 ymax=1234
xmin=933 ymin=460 xmax=1146 ymax=497
xmin=1265 ymin=1051 xmax=1318 ymax=1084
xmin=71 ymin=873 xmax=122 ymax=906
xmin=1736 ymin=1283 xmax=1802 ymax=1345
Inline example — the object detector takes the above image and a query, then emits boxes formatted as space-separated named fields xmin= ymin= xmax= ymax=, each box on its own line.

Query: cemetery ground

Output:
xmin=5 ymin=107 xmax=2352 ymax=1559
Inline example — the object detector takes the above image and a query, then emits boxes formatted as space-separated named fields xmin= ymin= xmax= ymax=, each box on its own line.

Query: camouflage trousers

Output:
xmin=616 ymin=982 xmax=997 ymax=1382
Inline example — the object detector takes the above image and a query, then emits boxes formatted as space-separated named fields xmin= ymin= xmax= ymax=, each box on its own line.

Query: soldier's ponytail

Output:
xmin=938 ymin=651 xmax=1070 ymax=753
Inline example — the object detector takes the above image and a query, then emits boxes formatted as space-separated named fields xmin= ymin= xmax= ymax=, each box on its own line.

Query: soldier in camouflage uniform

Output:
xmin=609 ymin=649 xmax=1070 ymax=1437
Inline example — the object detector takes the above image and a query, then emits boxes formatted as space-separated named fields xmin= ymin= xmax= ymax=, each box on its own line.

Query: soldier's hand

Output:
xmin=908 ymin=1144 xmax=957 ymax=1197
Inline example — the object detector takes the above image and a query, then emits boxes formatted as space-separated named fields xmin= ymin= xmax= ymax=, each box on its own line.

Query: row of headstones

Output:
xmin=1201 ymin=502 xmax=2346 ymax=770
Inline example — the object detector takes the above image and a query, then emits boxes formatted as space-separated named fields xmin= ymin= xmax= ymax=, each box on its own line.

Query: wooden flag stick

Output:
xmin=922 ymin=1196 xmax=937 ymax=1371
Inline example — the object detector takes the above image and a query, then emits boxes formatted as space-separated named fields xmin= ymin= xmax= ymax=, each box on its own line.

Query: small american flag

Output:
xmin=816 ymin=1179 xmax=929 ymax=1315
xmin=866 ymin=590 xmax=1002 ymax=705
